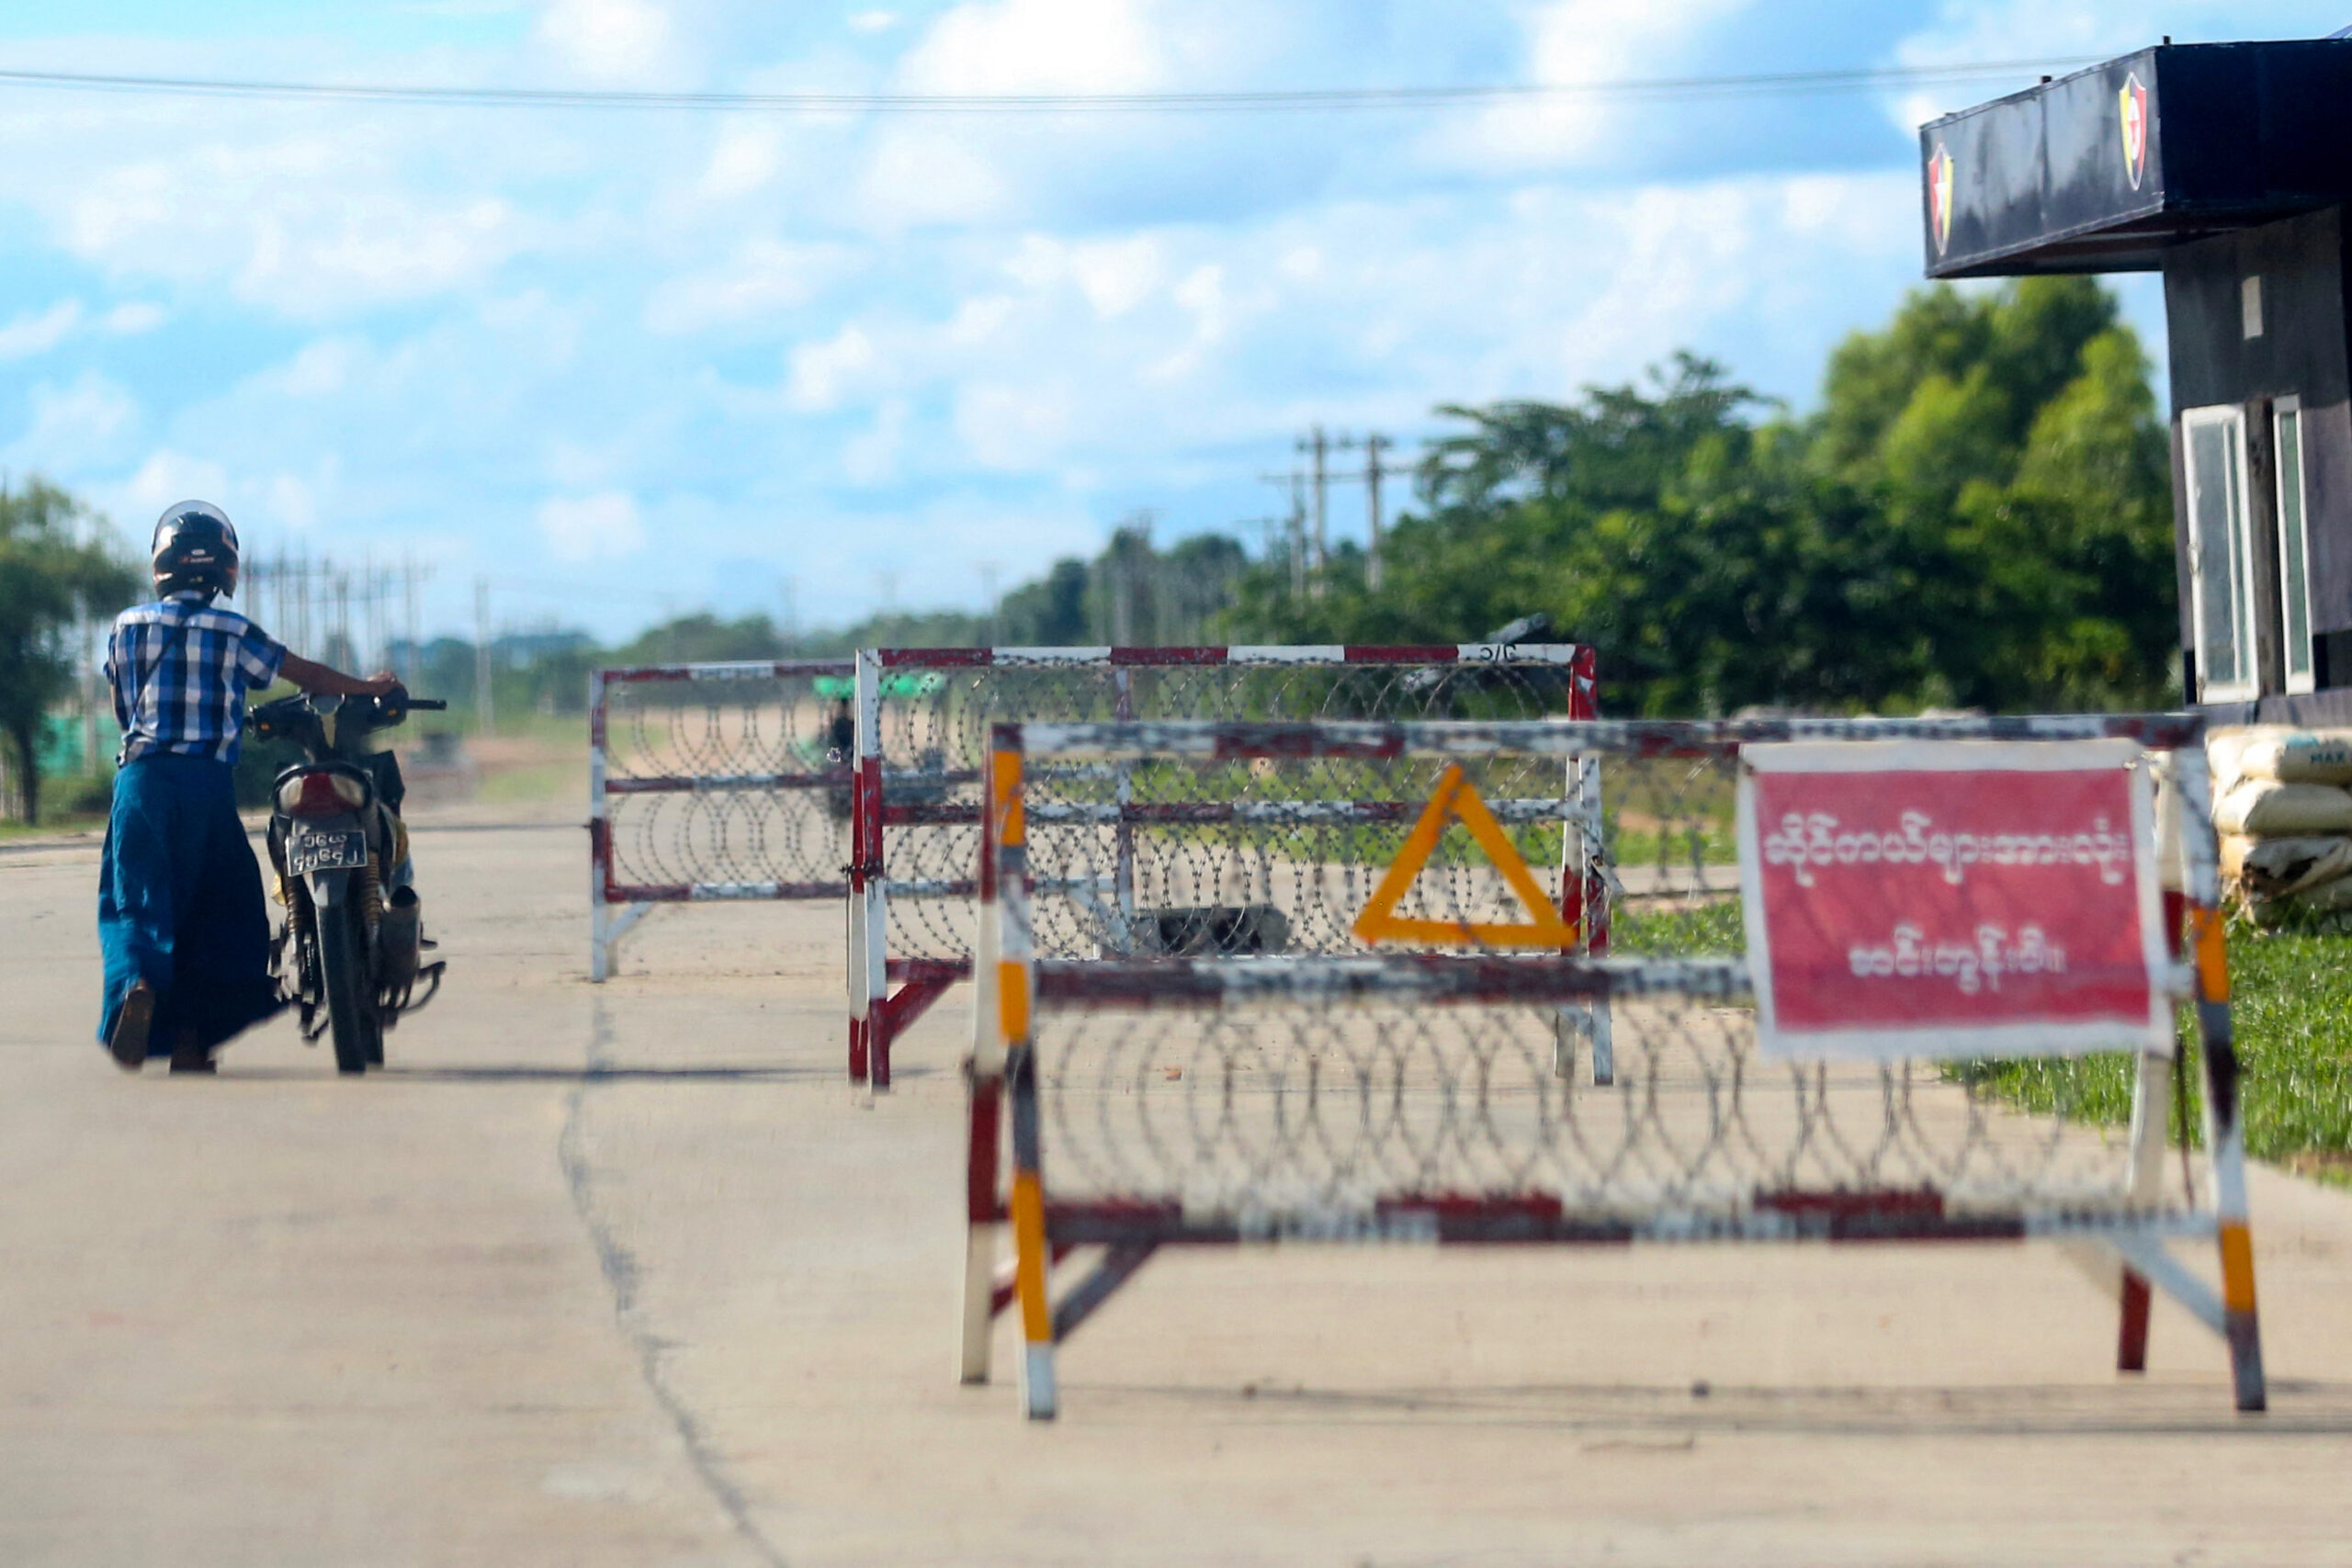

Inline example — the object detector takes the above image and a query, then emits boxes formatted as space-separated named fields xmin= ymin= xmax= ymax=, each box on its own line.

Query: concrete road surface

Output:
xmin=5 ymin=809 xmax=2352 ymax=1566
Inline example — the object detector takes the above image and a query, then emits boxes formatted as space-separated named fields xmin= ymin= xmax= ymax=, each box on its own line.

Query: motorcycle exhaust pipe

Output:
xmin=379 ymin=886 xmax=423 ymax=992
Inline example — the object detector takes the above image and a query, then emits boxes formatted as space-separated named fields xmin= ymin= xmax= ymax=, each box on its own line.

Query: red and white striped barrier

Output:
xmin=846 ymin=644 xmax=1600 ymax=1089
xmin=589 ymin=660 xmax=855 ymax=980
xmin=961 ymin=713 xmax=2266 ymax=1421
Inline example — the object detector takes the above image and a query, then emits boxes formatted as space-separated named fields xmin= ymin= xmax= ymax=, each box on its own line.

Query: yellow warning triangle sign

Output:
xmin=1352 ymin=764 xmax=1578 ymax=950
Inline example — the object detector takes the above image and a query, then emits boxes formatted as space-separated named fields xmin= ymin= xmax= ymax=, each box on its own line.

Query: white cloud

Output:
xmin=780 ymin=166 xmax=1917 ymax=502
xmin=999 ymin=234 xmax=1165 ymax=317
xmin=536 ymin=0 xmax=677 ymax=81
xmin=1071 ymin=237 xmax=1164 ymax=320
xmin=538 ymin=491 xmax=645 ymax=559
xmin=268 ymin=473 xmax=322 ymax=531
xmin=51 ymin=137 xmax=532 ymax=320
xmin=272 ymin=338 xmax=359 ymax=398
xmin=898 ymin=0 xmax=1166 ymax=94
xmin=1146 ymin=263 xmax=1228 ymax=380
xmin=101 ymin=302 xmax=166 ymax=335
xmin=697 ymin=124 xmax=786 ymax=200
xmin=856 ymin=126 xmax=1010 ymax=230
xmin=0 ymin=299 xmax=83 ymax=360
xmin=954 ymin=380 xmax=1073 ymax=470
xmin=842 ymin=397 xmax=910 ymax=483
xmin=644 ymin=240 xmax=853 ymax=334
xmin=946 ymin=294 xmax=1014 ymax=345
xmin=0 ymin=0 xmax=2020 ymax=636
xmin=1883 ymin=1 xmax=2352 ymax=130
xmin=786 ymin=324 xmax=878 ymax=412
xmin=4 ymin=371 xmax=139 ymax=473
xmin=122 ymin=450 xmax=232 ymax=518
xmin=848 ymin=9 xmax=898 ymax=33
xmin=1423 ymin=0 xmax=1748 ymax=171
xmin=544 ymin=438 xmax=619 ymax=489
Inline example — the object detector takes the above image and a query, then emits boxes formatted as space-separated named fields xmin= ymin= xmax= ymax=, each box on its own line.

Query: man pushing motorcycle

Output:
xmin=98 ymin=501 xmax=398 ymax=1074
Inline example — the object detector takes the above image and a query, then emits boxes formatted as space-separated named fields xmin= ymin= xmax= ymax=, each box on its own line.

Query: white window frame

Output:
xmin=2182 ymin=404 xmax=2257 ymax=704
xmin=2275 ymin=396 xmax=2316 ymax=695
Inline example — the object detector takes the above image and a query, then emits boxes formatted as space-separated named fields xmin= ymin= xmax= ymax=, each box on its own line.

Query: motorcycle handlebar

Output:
xmin=404 ymin=699 xmax=449 ymax=711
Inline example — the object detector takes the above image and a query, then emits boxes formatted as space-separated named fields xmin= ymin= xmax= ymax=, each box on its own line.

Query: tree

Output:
xmin=0 ymin=479 xmax=141 ymax=822
xmin=611 ymin=612 xmax=786 ymax=666
xmin=998 ymin=560 xmax=1090 ymax=646
xmin=1421 ymin=352 xmax=1760 ymax=513
xmin=1815 ymin=277 xmax=2177 ymax=707
xmin=1226 ymin=276 xmax=2177 ymax=716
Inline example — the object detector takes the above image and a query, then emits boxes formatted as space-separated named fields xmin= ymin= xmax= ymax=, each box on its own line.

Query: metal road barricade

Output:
xmin=957 ymin=714 xmax=2265 ymax=1422
xmin=847 ymin=645 xmax=1600 ymax=1088
xmin=588 ymin=660 xmax=856 ymax=980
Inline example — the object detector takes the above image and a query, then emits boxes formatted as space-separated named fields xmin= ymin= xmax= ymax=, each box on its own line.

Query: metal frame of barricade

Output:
xmin=847 ymin=645 xmax=1601 ymax=1089
xmin=960 ymin=714 xmax=2266 ymax=1421
xmin=588 ymin=660 xmax=855 ymax=981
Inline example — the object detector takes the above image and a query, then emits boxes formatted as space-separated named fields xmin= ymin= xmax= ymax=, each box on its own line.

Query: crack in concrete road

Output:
xmin=560 ymin=999 xmax=787 ymax=1568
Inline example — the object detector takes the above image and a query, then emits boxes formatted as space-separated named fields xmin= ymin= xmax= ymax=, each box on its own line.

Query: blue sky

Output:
xmin=1 ymin=1 xmax=2345 ymax=644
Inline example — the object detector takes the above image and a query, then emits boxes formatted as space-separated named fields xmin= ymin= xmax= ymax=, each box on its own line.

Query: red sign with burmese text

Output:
xmin=1736 ymin=740 xmax=2171 ymax=1061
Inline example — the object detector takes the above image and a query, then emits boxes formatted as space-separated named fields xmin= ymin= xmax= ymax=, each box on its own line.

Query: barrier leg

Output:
xmin=2176 ymin=753 xmax=2265 ymax=1413
xmin=959 ymin=1071 xmax=1003 ymax=1383
xmin=1566 ymin=667 xmax=1611 ymax=1088
xmin=1553 ymin=1002 xmax=1611 ymax=1087
xmin=2117 ymin=1046 xmax=2174 ymax=1372
xmin=854 ymin=648 xmax=889 ymax=1092
xmin=2116 ymin=1273 xmax=2154 ymax=1373
xmin=847 ymin=890 xmax=870 ymax=1085
xmin=2195 ymin=988 xmax=2265 ymax=1412
xmin=1008 ymin=1044 xmax=1057 ymax=1419
xmin=588 ymin=670 xmax=616 ymax=984
xmin=592 ymin=899 xmax=650 ymax=983
xmin=1554 ymin=751 xmax=1611 ymax=1086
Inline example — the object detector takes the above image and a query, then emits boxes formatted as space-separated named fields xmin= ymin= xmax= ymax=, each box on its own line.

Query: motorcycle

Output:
xmin=246 ymin=686 xmax=449 ymax=1075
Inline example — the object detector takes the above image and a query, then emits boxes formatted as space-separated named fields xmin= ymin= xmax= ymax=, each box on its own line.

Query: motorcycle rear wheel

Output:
xmin=318 ymin=898 xmax=382 ymax=1076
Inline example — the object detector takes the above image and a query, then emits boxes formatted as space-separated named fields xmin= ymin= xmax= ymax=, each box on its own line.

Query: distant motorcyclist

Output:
xmin=97 ymin=501 xmax=396 ymax=1075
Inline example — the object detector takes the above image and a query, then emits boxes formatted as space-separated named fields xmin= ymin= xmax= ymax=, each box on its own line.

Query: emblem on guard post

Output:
xmin=1927 ymin=142 xmax=1955 ymax=256
xmin=2120 ymin=72 xmax=2151 ymax=191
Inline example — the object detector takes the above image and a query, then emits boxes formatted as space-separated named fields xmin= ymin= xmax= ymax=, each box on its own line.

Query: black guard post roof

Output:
xmin=1921 ymin=39 xmax=2352 ymax=279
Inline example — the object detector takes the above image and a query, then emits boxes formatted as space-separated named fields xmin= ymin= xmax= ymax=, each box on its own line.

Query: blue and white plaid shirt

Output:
xmin=105 ymin=592 xmax=288 ymax=765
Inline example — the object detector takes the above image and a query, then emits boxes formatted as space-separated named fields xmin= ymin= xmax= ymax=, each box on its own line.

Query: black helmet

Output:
xmin=152 ymin=501 xmax=240 ymax=599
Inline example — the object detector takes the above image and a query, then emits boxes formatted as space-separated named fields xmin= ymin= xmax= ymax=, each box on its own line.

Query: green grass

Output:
xmin=1965 ymin=919 xmax=2352 ymax=1187
xmin=478 ymin=761 xmax=583 ymax=805
xmin=0 ymin=817 xmax=102 ymax=843
xmin=0 ymin=768 xmax=115 ymax=840
xmin=1609 ymin=897 xmax=1744 ymax=957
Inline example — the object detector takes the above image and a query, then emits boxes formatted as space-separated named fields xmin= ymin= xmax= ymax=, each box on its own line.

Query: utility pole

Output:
xmin=1256 ymin=468 xmax=1316 ymax=600
xmin=1117 ymin=509 xmax=1157 ymax=645
xmin=333 ymin=563 xmax=353 ymax=671
xmin=401 ymin=554 xmax=424 ymax=685
xmin=474 ymin=577 xmax=494 ymax=738
xmin=1326 ymin=425 xmax=1392 ymax=592
xmin=780 ymin=576 xmax=798 ymax=653
xmin=1289 ymin=474 xmax=1309 ymax=598
xmin=976 ymin=562 xmax=999 ymax=647
xmin=1108 ymin=539 xmax=1131 ymax=647
xmin=76 ymin=510 xmax=97 ymax=772
xmin=361 ymin=551 xmax=380 ymax=674
xmin=1297 ymin=424 xmax=1330 ymax=574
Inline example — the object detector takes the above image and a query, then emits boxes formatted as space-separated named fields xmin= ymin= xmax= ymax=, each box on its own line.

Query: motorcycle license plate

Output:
xmin=288 ymin=828 xmax=369 ymax=874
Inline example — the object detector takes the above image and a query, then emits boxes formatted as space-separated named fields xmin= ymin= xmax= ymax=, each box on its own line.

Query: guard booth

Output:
xmin=1922 ymin=36 xmax=2352 ymax=721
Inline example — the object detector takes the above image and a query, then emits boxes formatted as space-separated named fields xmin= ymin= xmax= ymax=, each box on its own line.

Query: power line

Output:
xmin=0 ymin=58 xmax=2107 ymax=116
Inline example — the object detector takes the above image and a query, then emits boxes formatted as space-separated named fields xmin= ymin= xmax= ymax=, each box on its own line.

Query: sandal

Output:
xmin=108 ymin=982 xmax=156 ymax=1072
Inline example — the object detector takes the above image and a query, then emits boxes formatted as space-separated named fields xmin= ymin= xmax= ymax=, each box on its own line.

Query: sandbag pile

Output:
xmin=2209 ymin=728 xmax=2352 ymax=919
